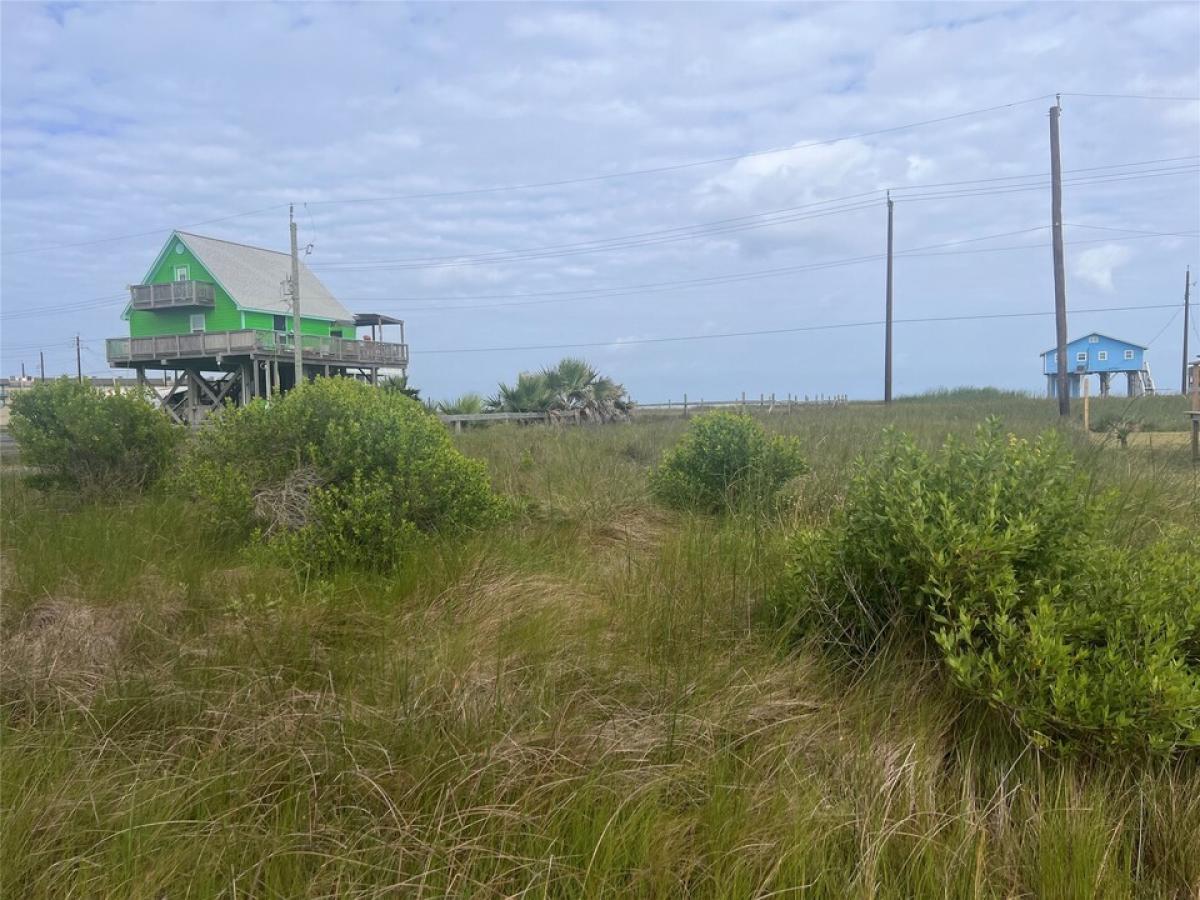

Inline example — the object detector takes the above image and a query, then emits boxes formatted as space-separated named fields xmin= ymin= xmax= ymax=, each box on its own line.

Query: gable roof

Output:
xmin=149 ymin=231 xmax=353 ymax=323
xmin=1039 ymin=332 xmax=1148 ymax=356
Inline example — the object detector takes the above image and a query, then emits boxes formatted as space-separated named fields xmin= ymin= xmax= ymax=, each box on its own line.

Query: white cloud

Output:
xmin=1 ymin=1 xmax=1197 ymax=399
xmin=1072 ymin=244 xmax=1134 ymax=292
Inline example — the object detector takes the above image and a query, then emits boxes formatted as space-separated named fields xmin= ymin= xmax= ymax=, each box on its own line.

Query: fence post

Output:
xmin=741 ymin=391 xmax=746 ymax=412
xmin=683 ymin=393 xmax=689 ymax=419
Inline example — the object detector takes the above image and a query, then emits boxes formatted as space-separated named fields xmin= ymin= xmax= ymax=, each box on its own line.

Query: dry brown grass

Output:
xmin=1 ymin=597 xmax=129 ymax=704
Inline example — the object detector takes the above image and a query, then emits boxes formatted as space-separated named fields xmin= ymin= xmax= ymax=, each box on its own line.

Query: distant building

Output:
xmin=104 ymin=231 xmax=408 ymax=423
xmin=1040 ymin=332 xmax=1154 ymax=398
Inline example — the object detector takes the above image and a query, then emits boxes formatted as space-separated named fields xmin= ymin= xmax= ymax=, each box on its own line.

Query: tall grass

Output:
xmin=2 ymin=394 xmax=1198 ymax=897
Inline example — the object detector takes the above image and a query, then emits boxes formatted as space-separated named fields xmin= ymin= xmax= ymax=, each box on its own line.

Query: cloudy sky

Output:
xmin=2 ymin=1 xmax=1198 ymax=402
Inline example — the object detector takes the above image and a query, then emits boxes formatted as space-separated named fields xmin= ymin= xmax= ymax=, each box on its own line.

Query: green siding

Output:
xmin=129 ymin=242 xmax=240 ymax=337
xmin=127 ymin=235 xmax=349 ymax=338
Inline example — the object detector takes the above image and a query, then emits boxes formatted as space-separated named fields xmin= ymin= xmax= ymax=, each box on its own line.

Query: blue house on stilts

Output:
xmin=1041 ymin=332 xmax=1155 ymax=398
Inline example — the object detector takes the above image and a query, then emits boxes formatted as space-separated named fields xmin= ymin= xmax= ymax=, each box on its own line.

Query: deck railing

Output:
xmin=106 ymin=329 xmax=408 ymax=367
xmin=129 ymin=281 xmax=216 ymax=310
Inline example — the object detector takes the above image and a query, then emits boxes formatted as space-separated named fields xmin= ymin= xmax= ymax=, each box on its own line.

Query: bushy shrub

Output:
xmin=778 ymin=419 xmax=1200 ymax=754
xmin=172 ymin=377 xmax=502 ymax=571
xmin=9 ymin=378 xmax=180 ymax=494
xmin=650 ymin=411 xmax=806 ymax=513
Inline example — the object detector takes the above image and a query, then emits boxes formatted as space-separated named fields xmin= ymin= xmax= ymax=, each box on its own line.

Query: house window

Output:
xmin=273 ymin=314 xmax=288 ymax=331
xmin=189 ymin=313 xmax=205 ymax=333
xmin=1088 ymin=335 xmax=1099 ymax=343
xmin=1076 ymin=351 xmax=1087 ymax=362
xmin=1097 ymin=351 xmax=1108 ymax=361
xmin=1124 ymin=349 xmax=1135 ymax=360
xmin=174 ymin=265 xmax=189 ymax=281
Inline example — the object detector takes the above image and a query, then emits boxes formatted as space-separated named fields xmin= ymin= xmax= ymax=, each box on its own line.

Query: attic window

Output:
xmin=175 ymin=242 xmax=185 ymax=254
xmin=174 ymin=265 xmax=189 ymax=281
xmin=1124 ymin=349 xmax=1135 ymax=360
xmin=1088 ymin=335 xmax=1099 ymax=343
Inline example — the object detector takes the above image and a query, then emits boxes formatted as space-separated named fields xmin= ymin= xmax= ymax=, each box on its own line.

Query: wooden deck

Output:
xmin=106 ymin=329 xmax=408 ymax=368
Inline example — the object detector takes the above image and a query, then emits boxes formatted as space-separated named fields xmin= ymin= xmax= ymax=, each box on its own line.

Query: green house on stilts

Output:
xmin=106 ymin=231 xmax=407 ymax=423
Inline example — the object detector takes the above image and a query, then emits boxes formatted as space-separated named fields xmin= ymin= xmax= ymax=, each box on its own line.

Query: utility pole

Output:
xmin=39 ymin=351 xmax=45 ymax=382
xmin=884 ymin=191 xmax=894 ymax=404
xmin=1182 ymin=265 xmax=1191 ymax=395
xmin=1049 ymin=96 xmax=1070 ymax=416
xmin=290 ymin=204 xmax=303 ymax=389
xmin=21 ymin=361 xmax=26 ymax=380
xmin=75 ymin=334 xmax=82 ymax=383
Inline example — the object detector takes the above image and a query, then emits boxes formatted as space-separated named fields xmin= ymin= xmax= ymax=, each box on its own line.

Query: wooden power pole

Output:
xmin=1182 ymin=265 xmax=1191 ymax=395
xmin=290 ymin=204 xmax=303 ymax=388
xmin=39 ymin=350 xmax=45 ymax=382
xmin=75 ymin=335 xmax=82 ymax=383
xmin=884 ymin=191 xmax=894 ymax=404
xmin=1049 ymin=97 xmax=1070 ymax=416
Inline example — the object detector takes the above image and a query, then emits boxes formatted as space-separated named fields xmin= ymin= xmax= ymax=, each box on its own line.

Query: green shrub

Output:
xmin=777 ymin=419 xmax=1200 ymax=754
xmin=173 ymin=377 xmax=501 ymax=571
xmin=650 ymin=411 xmax=806 ymax=513
xmin=8 ymin=378 xmax=181 ymax=494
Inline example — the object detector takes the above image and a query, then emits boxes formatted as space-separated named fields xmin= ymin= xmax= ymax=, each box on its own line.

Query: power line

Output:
xmin=1060 ymin=92 xmax=1200 ymax=102
xmin=0 ymin=95 xmax=1056 ymax=258
xmin=886 ymin=155 xmax=1199 ymax=192
xmin=410 ymin=303 xmax=1179 ymax=356
xmin=1145 ymin=307 xmax=1181 ymax=347
xmin=313 ymin=166 xmax=1198 ymax=272
xmin=0 ymin=203 xmax=289 ymax=257
xmin=302 ymin=95 xmax=1056 ymax=208
xmin=311 ymin=193 xmax=884 ymax=270
xmin=1 ymin=294 xmax=128 ymax=321
xmin=379 ymin=231 xmax=1197 ymax=314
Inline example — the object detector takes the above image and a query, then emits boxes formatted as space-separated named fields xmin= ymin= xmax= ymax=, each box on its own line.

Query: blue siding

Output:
xmin=1042 ymin=333 xmax=1145 ymax=375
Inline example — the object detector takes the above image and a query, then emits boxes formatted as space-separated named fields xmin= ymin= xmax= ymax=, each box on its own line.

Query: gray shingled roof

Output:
xmin=175 ymin=231 xmax=354 ymax=323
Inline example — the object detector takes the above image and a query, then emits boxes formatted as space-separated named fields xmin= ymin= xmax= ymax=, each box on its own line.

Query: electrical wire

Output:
xmin=1060 ymin=92 xmax=1200 ymax=102
xmin=410 ymin=303 xmax=1180 ymax=355
xmin=386 ymin=232 xmax=1199 ymax=314
xmin=0 ymin=203 xmax=290 ymax=257
xmin=314 ymin=166 xmax=1199 ymax=272
xmin=0 ymin=95 xmax=1057 ymax=257
xmin=301 ymin=95 xmax=1057 ymax=208
xmin=1144 ymin=307 xmax=1182 ymax=347
xmin=311 ymin=192 xmax=885 ymax=270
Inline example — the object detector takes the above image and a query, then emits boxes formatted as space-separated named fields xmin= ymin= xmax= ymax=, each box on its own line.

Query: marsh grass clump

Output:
xmin=778 ymin=418 xmax=1200 ymax=753
xmin=8 ymin=377 xmax=180 ymax=494
xmin=172 ymin=377 xmax=502 ymax=572
xmin=650 ymin=411 xmax=806 ymax=513
xmin=4 ymin=393 xmax=1200 ymax=897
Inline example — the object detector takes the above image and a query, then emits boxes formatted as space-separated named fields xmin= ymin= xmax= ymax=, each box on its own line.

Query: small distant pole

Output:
xmin=290 ymin=205 xmax=303 ymax=388
xmin=39 ymin=351 xmax=45 ymax=382
xmin=884 ymin=190 xmax=894 ymax=404
xmin=1050 ymin=96 xmax=1070 ymax=416
xmin=1182 ymin=266 xmax=1191 ymax=395
xmin=1082 ymin=372 xmax=1090 ymax=433
xmin=20 ymin=361 xmax=26 ymax=380
xmin=75 ymin=335 xmax=82 ymax=383
xmin=682 ymin=393 xmax=688 ymax=419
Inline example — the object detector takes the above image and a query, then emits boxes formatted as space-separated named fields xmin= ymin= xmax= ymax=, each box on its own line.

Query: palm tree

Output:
xmin=380 ymin=374 xmax=421 ymax=401
xmin=489 ymin=359 xmax=632 ymax=422
xmin=487 ymin=372 xmax=556 ymax=413
xmin=436 ymin=393 xmax=485 ymax=415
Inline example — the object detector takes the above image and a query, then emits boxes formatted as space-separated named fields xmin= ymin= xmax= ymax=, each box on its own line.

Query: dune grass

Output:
xmin=2 ymin=394 xmax=1198 ymax=898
